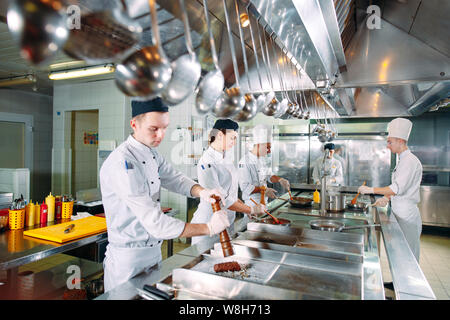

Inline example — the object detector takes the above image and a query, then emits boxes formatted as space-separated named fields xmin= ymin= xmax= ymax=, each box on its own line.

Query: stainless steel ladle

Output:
xmin=232 ymin=0 xmax=258 ymax=122
xmin=212 ymin=0 xmax=245 ymax=118
xmin=161 ymin=0 xmax=201 ymax=106
xmin=195 ymin=0 xmax=225 ymax=114
xmin=7 ymin=0 xmax=69 ymax=65
xmin=115 ymin=0 xmax=172 ymax=99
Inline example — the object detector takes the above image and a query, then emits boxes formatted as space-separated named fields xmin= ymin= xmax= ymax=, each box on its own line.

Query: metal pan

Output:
xmin=309 ymin=219 xmax=379 ymax=233
xmin=346 ymin=201 xmax=374 ymax=211
xmin=259 ymin=217 xmax=291 ymax=226
xmin=289 ymin=196 xmax=313 ymax=208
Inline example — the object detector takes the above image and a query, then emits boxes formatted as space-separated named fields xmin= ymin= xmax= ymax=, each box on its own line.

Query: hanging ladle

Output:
xmin=7 ymin=0 xmax=69 ymax=65
xmin=161 ymin=0 xmax=201 ymax=106
xmin=195 ymin=0 xmax=225 ymax=114
xmin=232 ymin=0 xmax=258 ymax=122
xmin=272 ymin=45 xmax=290 ymax=119
xmin=63 ymin=0 xmax=142 ymax=64
xmin=247 ymin=7 xmax=266 ymax=112
xmin=212 ymin=0 xmax=245 ymax=118
xmin=255 ymin=19 xmax=275 ymax=111
xmin=261 ymin=32 xmax=280 ymax=116
xmin=115 ymin=0 xmax=172 ymax=99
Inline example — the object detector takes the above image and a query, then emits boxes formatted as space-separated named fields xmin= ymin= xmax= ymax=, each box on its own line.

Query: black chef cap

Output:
xmin=212 ymin=119 xmax=239 ymax=131
xmin=132 ymin=97 xmax=168 ymax=118
xmin=324 ymin=143 xmax=335 ymax=150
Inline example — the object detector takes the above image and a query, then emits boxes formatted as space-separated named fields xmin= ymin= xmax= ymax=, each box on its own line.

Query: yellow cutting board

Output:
xmin=23 ymin=216 xmax=107 ymax=243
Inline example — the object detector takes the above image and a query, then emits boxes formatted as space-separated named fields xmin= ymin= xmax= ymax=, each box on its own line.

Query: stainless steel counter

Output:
xmin=376 ymin=206 xmax=436 ymax=300
xmin=0 ymin=222 xmax=107 ymax=271
xmin=95 ymin=190 xmax=436 ymax=300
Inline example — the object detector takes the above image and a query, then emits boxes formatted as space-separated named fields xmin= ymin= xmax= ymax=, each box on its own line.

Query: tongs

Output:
xmin=136 ymin=284 xmax=173 ymax=300
xmin=250 ymin=198 xmax=281 ymax=224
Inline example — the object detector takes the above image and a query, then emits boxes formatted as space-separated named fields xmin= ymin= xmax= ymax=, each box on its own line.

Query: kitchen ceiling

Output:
xmin=0 ymin=0 xmax=449 ymax=118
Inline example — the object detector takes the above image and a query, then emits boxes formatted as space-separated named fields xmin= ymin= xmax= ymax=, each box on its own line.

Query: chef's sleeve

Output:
xmin=335 ymin=161 xmax=344 ymax=186
xmin=388 ymin=160 xmax=419 ymax=196
xmin=238 ymin=162 xmax=255 ymax=200
xmin=109 ymin=158 xmax=185 ymax=239
xmin=197 ymin=162 xmax=236 ymax=209
xmin=155 ymin=151 xmax=197 ymax=198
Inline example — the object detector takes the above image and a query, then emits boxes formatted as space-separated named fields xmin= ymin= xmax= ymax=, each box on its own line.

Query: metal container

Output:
xmin=326 ymin=193 xmax=346 ymax=212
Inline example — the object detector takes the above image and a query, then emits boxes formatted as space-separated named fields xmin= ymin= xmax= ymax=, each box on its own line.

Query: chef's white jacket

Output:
xmin=312 ymin=157 xmax=344 ymax=186
xmin=100 ymin=135 xmax=197 ymax=290
xmin=388 ymin=148 xmax=423 ymax=261
xmin=191 ymin=147 xmax=239 ymax=245
xmin=238 ymin=151 xmax=272 ymax=205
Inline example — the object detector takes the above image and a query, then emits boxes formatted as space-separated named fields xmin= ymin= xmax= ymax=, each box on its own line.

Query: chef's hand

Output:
xmin=279 ymin=178 xmax=290 ymax=190
xmin=374 ymin=196 xmax=390 ymax=207
xmin=206 ymin=210 xmax=230 ymax=236
xmin=199 ymin=188 xmax=225 ymax=204
xmin=358 ymin=185 xmax=374 ymax=194
xmin=249 ymin=203 xmax=266 ymax=219
xmin=265 ymin=188 xmax=277 ymax=199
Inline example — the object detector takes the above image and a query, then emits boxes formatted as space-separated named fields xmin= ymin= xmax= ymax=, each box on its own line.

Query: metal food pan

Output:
xmin=247 ymin=222 xmax=365 ymax=245
xmin=210 ymin=243 xmax=363 ymax=277
xmin=179 ymin=254 xmax=361 ymax=300
xmin=237 ymin=230 xmax=363 ymax=255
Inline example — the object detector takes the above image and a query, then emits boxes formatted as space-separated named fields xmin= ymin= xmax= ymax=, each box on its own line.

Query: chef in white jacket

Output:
xmin=100 ymin=98 xmax=230 ymax=291
xmin=358 ymin=118 xmax=423 ymax=262
xmin=238 ymin=124 xmax=291 ymax=207
xmin=312 ymin=143 xmax=344 ymax=186
xmin=191 ymin=119 xmax=266 ymax=245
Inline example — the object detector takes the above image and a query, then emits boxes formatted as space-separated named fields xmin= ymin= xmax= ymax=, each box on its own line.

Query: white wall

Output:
xmin=0 ymin=89 xmax=53 ymax=202
xmin=52 ymin=79 xmax=128 ymax=195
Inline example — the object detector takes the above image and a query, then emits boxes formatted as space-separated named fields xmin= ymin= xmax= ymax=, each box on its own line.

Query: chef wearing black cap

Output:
xmin=311 ymin=143 xmax=344 ymax=186
xmin=190 ymin=119 xmax=266 ymax=245
xmin=100 ymin=98 xmax=230 ymax=291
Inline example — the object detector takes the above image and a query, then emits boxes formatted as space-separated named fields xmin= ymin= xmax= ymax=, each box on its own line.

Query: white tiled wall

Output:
xmin=52 ymin=79 xmax=128 ymax=195
xmin=0 ymin=89 xmax=53 ymax=202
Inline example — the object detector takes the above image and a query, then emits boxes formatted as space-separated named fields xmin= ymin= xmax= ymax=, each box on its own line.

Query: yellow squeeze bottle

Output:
xmin=46 ymin=192 xmax=55 ymax=222
xmin=313 ymin=189 xmax=320 ymax=203
xmin=34 ymin=202 xmax=41 ymax=225
xmin=25 ymin=201 xmax=36 ymax=227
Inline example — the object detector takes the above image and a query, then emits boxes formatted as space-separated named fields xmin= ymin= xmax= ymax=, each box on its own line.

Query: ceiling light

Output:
xmin=240 ymin=13 xmax=249 ymax=28
xmin=48 ymin=64 xmax=115 ymax=80
xmin=49 ymin=60 xmax=86 ymax=70
xmin=0 ymin=74 xmax=36 ymax=87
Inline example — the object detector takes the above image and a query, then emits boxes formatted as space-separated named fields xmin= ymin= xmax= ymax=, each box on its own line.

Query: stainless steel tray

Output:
xmin=236 ymin=230 xmax=364 ymax=256
xmin=178 ymin=253 xmax=361 ymax=300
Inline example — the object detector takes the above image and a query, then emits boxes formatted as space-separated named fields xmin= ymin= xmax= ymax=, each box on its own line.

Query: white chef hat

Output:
xmin=387 ymin=118 xmax=412 ymax=141
xmin=251 ymin=124 xmax=272 ymax=145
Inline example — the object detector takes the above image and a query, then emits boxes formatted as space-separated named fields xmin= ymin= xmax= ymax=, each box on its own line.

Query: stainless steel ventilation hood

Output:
xmin=143 ymin=0 xmax=450 ymax=119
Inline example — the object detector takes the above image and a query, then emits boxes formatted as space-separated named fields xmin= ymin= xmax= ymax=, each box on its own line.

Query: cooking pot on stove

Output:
xmin=325 ymin=193 xmax=346 ymax=212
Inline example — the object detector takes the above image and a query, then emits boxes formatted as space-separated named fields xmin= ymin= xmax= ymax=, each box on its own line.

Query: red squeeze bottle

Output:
xmin=55 ymin=200 xmax=62 ymax=220
xmin=40 ymin=201 xmax=48 ymax=225
xmin=211 ymin=195 xmax=234 ymax=257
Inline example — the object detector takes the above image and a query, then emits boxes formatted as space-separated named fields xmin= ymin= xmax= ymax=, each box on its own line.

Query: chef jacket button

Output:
xmin=157 ymin=199 xmax=160 ymax=202
xmin=142 ymin=161 xmax=145 ymax=164
xmin=151 ymin=181 xmax=154 ymax=184
xmin=153 ymin=156 xmax=155 ymax=159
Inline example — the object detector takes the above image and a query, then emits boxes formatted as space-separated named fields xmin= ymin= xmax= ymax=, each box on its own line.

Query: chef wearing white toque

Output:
xmin=357 ymin=118 xmax=423 ymax=262
xmin=238 ymin=124 xmax=291 ymax=208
